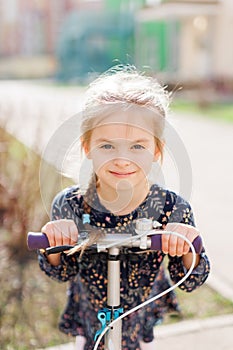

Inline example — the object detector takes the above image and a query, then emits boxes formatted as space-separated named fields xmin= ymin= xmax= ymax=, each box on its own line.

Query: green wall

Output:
xmin=136 ymin=20 xmax=180 ymax=73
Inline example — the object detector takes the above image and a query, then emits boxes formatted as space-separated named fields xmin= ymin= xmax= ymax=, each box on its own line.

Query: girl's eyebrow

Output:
xmin=132 ymin=139 xmax=151 ymax=143
xmin=93 ymin=138 xmax=113 ymax=144
xmin=94 ymin=138 xmax=151 ymax=144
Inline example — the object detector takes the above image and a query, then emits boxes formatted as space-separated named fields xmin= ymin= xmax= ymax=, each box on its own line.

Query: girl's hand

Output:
xmin=162 ymin=222 xmax=199 ymax=256
xmin=162 ymin=223 xmax=201 ymax=269
xmin=42 ymin=219 xmax=78 ymax=247
xmin=41 ymin=219 xmax=78 ymax=266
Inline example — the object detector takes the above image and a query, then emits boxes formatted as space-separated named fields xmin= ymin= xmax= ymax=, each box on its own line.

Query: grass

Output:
xmin=171 ymin=99 xmax=233 ymax=123
xmin=0 ymin=259 xmax=69 ymax=350
xmin=164 ymin=284 xmax=233 ymax=325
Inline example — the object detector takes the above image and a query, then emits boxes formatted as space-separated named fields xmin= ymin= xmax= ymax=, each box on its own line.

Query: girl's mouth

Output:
xmin=109 ymin=171 xmax=136 ymax=178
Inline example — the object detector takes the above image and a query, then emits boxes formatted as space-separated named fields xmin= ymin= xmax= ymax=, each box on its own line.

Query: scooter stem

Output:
xmin=105 ymin=246 xmax=122 ymax=350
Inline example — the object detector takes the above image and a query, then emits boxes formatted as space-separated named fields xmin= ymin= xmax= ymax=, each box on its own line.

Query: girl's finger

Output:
xmin=161 ymin=233 xmax=169 ymax=254
xmin=168 ymin=233 xmax=178 ymax=256
xmin=62 ymin=229 xmax=71 ymax=246
xmin=42 ymin=223 xmax=56 ymax=247
xmin=69 ymin=222 xmax=79 ymax=243
xmin=55 ymin=225 xmax=63 ymax=246
xmin=183 ymin=233 xmax=192 ymax=255
xmin=176 ymin=235 xmax=186 ymax=256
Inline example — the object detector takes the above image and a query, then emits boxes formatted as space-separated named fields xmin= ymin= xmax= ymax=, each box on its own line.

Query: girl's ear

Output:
xmin=83 ymin=143 xmax=92 ymax=159
xmin=153 ymin=141 xmax=164 ymax=162
xmin=153 ymin=149 xmax=161 ymax=162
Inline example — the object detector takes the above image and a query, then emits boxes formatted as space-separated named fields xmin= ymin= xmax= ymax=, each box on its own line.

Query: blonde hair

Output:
xmin=80 ymin=65 xmax=170 ymax=158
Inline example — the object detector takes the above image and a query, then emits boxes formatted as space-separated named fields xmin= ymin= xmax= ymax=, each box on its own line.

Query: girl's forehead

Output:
xmin=90 ymin=123 xmax=154 ymax=141
xmin=89 ymin=108 xmax=159 ymax=136
xmin=81 ymin=104 xmax=164 ymax=140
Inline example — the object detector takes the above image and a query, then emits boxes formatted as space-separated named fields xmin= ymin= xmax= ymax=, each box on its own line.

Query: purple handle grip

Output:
xmin=27 ymin=232 xmax=50 ymax=250
xmin=151 ymin=234 xmax=203 ymax=254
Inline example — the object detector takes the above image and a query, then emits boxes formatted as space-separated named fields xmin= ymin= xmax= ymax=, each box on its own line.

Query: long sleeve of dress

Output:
xmin=38 ymin=251 xmax=79 ymax=282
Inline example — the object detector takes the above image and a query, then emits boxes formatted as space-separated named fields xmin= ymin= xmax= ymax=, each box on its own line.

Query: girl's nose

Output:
xmin=113 ymin=157 xmax=131 ymax=167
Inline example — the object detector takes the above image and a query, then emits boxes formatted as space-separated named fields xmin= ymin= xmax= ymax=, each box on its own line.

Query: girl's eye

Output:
xmin=100 ymin=144 xmax=114 ymax=150
xmin=131 ymin=144 xmax=145 ymax=150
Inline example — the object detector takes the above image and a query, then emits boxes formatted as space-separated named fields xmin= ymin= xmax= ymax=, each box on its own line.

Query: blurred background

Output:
xmin=0 ymin=0 xmax=233 ymax=89
xmin=0 ymin=1 xmax=233 ymax=349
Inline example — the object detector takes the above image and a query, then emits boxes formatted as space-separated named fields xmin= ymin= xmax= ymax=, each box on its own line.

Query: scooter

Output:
xmin=27 ymin=217 xmax=202 ymax=350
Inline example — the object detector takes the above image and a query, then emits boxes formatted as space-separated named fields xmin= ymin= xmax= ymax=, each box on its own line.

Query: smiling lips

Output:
xmin=109 ymin=170 xmax=136 ymax=178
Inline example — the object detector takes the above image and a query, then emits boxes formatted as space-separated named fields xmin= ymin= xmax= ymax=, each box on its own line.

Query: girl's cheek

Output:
xmin=130 ymin=152 xmax=155 ymax=173
xmin=91 ymin=151 xmax=113 ymax=173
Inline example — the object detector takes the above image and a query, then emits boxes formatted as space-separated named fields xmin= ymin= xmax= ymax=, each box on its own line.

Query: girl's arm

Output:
xmin=164 ymin=197 xmax=210 ymax=292
xmin=38 ymin=249 xmax=80 ymax=282
xmin=38 ymin=188 xmax=81 ymax=281
xmin=168 ymin=251 xmax=210 ymax=292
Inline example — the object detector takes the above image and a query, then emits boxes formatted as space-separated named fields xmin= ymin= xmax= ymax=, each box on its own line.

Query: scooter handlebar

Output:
xmin=27 ymin=231 xmax=203 ymax=254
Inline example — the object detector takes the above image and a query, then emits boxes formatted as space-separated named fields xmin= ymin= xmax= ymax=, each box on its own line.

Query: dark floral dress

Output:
xmin=38 ymin=184 xmax=210 ymax=350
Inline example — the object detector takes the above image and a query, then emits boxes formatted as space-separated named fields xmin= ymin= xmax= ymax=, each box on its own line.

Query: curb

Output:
xmin=156 ymin=313 xmax=233 ymax=339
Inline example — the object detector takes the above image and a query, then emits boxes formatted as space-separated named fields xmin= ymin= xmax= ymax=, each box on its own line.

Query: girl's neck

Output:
xmin=97 ymin=180 xmax=150 ymax=216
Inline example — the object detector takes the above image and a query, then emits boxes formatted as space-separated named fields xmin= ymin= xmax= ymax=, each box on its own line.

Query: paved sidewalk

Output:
xmin=155 ymin=313 xmax=233 ymax=350
xmin=40 ymin=314 xmax=233 ymax=350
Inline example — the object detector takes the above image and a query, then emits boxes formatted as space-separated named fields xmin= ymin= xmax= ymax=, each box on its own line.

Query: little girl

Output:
xmin=38 ymin=66 xmax=210 ymax=350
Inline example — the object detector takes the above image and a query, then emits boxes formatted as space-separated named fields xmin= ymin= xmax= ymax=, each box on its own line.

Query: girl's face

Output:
xmin=83 ymin=120 xmax=161 ymax=195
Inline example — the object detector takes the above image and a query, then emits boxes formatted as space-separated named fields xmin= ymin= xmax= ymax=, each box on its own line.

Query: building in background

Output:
xmin=137 ymin=0 xmax=231 ymax=86
xmin=0 ymin=0 xmax=103 ymax=56
xmin=0 ymin=0 xmax=232 ymax=86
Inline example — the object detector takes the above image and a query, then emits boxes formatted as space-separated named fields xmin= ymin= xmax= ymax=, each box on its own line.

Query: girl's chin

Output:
xmin=115 ymin=179 xmax=134 ymax=190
